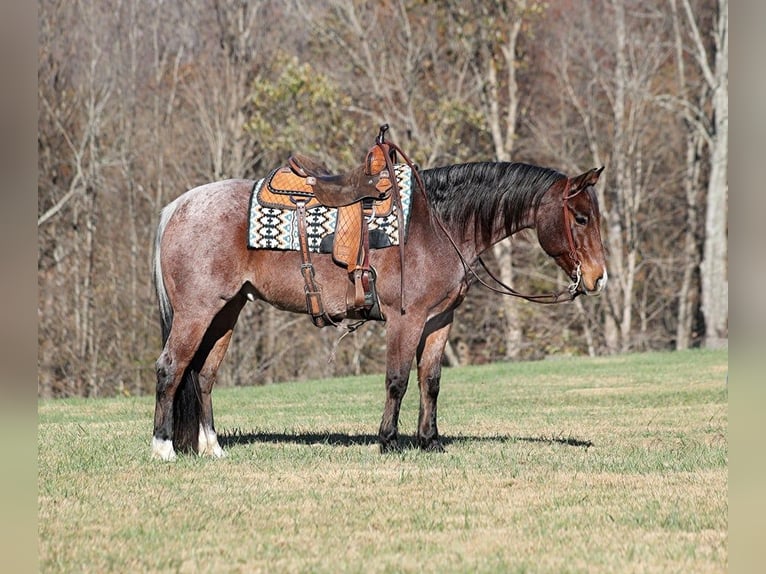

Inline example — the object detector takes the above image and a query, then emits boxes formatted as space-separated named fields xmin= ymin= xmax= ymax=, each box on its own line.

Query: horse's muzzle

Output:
xmin=583 ymin=269 xmax=608 ymax=296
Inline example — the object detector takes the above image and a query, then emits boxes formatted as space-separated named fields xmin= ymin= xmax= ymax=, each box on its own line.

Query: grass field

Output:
xmin=38 ymin=349 xmax=727 ymax=573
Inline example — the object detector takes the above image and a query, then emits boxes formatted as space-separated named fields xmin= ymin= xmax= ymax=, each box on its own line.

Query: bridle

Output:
xmin=436 ymin=176 xmax=587 ymax=305
xmin=560 ymin=178 xmax=586 ymax=294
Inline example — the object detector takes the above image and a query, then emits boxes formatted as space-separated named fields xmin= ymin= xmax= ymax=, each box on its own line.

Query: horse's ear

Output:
xmin=570 ymin=166 xmax=605 ymax=191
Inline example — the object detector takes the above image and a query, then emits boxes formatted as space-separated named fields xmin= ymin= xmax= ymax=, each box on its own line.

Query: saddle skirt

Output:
xmin=258 ymin=167 xmax=321 ymax=208
xmin=248 ymin=163 xmax=413 ymax=253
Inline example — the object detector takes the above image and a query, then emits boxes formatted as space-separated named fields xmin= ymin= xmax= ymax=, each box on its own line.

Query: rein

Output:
xmin=371 ymin=125 xmax=428 ymax=315
xmin=432 ymin=176 xmax=585 ymax=305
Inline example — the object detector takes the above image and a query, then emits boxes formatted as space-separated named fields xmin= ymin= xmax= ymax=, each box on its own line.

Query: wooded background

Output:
xmin=37 ymin=0 xmax=728 ymax=398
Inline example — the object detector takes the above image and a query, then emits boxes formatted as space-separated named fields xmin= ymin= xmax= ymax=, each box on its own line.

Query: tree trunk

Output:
xmin=669 ymin=0 xmax=703 ymax=350
xmin=483 ymin=6 xmax=524 ymax=360
xmin=676 ymin=131 xmax=703 ymax=349
xmin=700 ymin=0 xmax=728 ymax=348
xmin=680 ymin=0 xmax=728 ymax=348
xmin=608 ymin=0 xmax=632 ymax=353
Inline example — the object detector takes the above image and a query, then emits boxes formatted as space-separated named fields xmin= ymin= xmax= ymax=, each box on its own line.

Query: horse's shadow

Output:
xmin=219 ymin=429 xmax=593 ymax=450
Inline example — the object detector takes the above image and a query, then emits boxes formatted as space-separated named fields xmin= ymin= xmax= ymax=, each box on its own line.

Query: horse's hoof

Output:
xmin=419 ymin=439 xmax=445 ymax=452
xmin=379 ymin=437 xmax=401 ymax=454
xmin=198 ymin=445 xmax=227 ymax=458
xmin=151 ymin=437 xmax=177 ymax=461
xmin=197 ymin=428 xmax=227 ymax=458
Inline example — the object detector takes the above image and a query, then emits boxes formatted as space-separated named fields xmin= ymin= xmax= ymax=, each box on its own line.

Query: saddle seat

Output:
xmin=258 ymin=153 xmax=393 ymax=210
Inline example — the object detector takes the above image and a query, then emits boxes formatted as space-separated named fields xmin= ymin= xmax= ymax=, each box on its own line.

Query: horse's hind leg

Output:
xmin=415 ymin=311 xmax=454 ymax=452
xmin=195 ymin=294 xmax=246 ymax=457
xmin=152 ymin=318 xmax=207 ymax=461
xmin=195 ymin=330 xmax=233 ymax=457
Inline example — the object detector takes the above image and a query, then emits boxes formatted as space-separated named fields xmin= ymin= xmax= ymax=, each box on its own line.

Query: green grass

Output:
xmin=38 ymin=349 xmax=727 ymax=573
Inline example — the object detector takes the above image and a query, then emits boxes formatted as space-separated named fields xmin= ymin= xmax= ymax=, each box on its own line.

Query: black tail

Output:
xmin=173 ymin=367 xmax=202 ymax=454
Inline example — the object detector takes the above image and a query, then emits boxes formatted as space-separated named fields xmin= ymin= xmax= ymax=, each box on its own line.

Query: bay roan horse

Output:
xmin=151 ymin=161 xmax=608 ymax=460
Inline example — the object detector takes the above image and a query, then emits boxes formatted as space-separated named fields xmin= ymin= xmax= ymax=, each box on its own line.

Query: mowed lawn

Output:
xmin=38 ymin=349 xmax=727 ymax=573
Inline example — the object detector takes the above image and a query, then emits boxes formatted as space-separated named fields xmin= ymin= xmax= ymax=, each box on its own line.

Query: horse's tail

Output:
xmin=173 ymin=368 xmax=201 ymax=454
xmin=153 ymin=202 xmax=177 ymax=345
xmin=153 ymin=198 xmax=201 ymax=454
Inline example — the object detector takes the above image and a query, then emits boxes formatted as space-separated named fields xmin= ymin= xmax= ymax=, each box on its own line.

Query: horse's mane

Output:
xmin=420 ymin=162 xmax=565 ymax=241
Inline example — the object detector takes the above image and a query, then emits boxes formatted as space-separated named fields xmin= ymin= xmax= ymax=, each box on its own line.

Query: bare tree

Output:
xmin=39 ymin=0 xmax=118 ymax=395
xmin=527 ymin=0 xmax=676 ymax=353
xmin=294 ymin=0 xmax=493 ymax=164
xmin=658 ymin=0 xmax=727 ymax=349
xmin=446 ymin=0 xmax=539 ymax=359
xmin=667 ymin=0 xmax=704 ymax=349
xmin=687 ymin=0 xmax=728 ymax=348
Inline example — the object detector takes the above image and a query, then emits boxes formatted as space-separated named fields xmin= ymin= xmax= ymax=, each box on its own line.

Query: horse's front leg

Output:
xmin=379 ymin=316 xmax=424 ymax=452
xmin=415 ymin=311 xmax=454 ymax=452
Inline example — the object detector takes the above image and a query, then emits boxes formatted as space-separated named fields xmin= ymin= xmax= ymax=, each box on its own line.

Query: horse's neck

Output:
xmin=417 ymin=164 xmax=553 ymax=261
xmin=437 ymin=197 xmax=538 ymax=261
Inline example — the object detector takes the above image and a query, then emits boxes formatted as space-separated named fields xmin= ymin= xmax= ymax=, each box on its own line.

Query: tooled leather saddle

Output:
xmin=255 ymin=125 xmax=420 ymax=327
xmin=255 ymin=124 xmax=422 ymax=327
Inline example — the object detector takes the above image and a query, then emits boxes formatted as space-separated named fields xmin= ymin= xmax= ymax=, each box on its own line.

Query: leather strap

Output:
xmin=348 ymin=199 xmax=374 ymax=310
xmin=295 ymin=199 xmax=331 ymax=327
xmin=561 ymin=178 xmax=581 ymax=267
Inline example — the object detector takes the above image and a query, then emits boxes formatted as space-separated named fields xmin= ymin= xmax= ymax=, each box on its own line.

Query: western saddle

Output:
xmin=255 ymin=125 xmax=421 ymax=327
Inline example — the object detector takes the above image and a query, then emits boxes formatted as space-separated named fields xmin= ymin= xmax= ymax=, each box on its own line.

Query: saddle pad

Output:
xmin=248 ymin=164 xmax=413 ymax=252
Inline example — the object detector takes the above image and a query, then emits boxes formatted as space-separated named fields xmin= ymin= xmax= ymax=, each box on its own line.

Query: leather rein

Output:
xmin=432 ymin=176 xmax=586 ymax=305
xmin=371 ymin=125 xmax=427 ymax=315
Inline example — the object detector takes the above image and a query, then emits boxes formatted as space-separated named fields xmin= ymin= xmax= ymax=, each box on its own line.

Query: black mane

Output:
xmin=420 ymin=162 xmax=565 ymax=240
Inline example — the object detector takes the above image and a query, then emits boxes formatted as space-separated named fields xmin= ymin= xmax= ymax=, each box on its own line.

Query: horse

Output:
xmin=151 ymin=160 xmax=608 ymax=460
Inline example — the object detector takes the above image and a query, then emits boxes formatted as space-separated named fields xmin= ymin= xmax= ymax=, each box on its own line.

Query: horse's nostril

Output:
xmin=596 ymin=270 xmax=608 ymax=291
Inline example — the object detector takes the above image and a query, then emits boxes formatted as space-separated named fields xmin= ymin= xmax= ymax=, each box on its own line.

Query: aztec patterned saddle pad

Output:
xmin=248 ymin=163 xmax=413 ymax=252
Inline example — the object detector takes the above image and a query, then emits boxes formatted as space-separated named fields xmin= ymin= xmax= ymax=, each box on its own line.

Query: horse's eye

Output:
xmin=575 ymin=214 xmax=588 ymax=226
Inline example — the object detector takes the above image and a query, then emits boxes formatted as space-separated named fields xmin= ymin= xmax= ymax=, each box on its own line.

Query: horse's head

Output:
xmin=536 ymin=167 xmax=608 ymax=296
